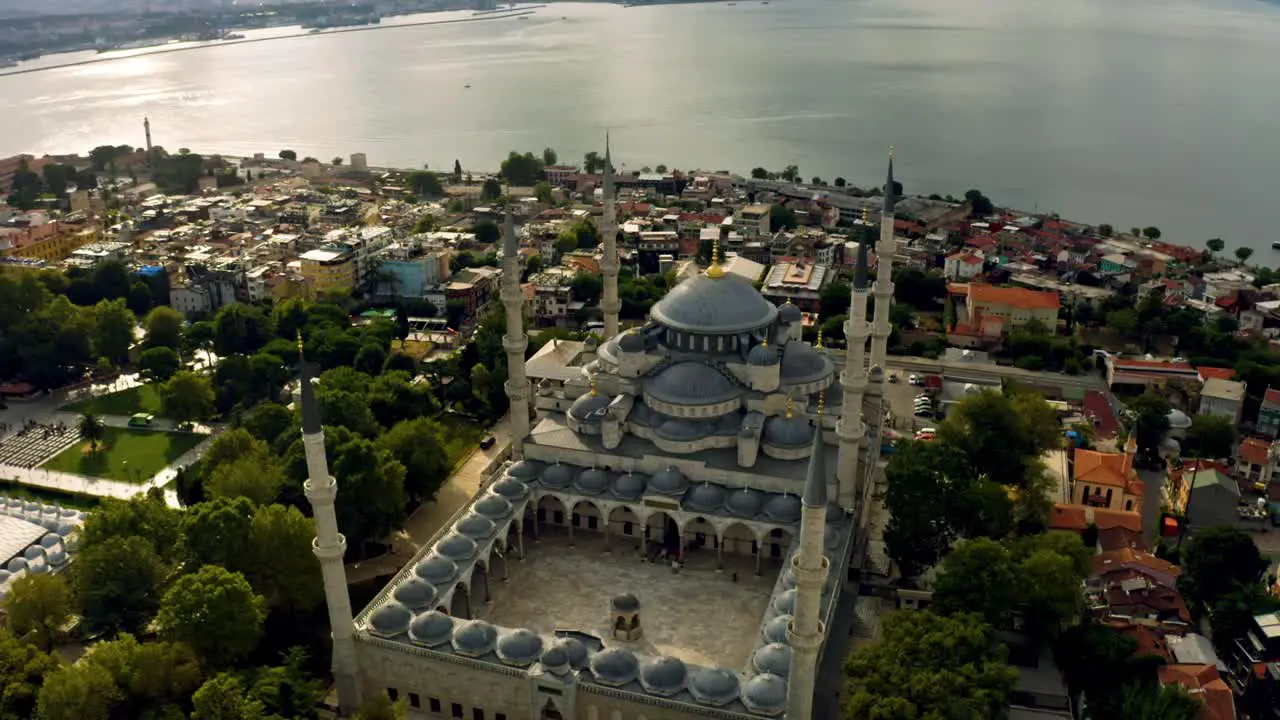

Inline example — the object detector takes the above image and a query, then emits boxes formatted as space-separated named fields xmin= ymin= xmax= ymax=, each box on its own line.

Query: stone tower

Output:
xmin=836 ymin=239 xmax=871 ymax=508
xmin=869 ymin=149 xmax=896 ymax=374
xmin=144 ymin=116 xmax=153 ymax=167
xmin=502 ymin=208 xmax=531 ymax=457
xmin=786 ymin=406 xmax=830 ymax=720
xmin=600 ymin=134 xmax=621 ymax=339
xmin=298 ymin=339 xmax=360 ymax=714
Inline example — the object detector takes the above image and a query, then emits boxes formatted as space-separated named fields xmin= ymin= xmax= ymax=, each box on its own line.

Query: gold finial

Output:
xmin=762 ymin=335 xmax=769 ymax=348
xmin=889 ymin=145 xmax=895 ymax=160
xmin=816 ymin=326 xmax=824 ymax=351
xmin=818 ymin=390 xmax=825 ymax=417
xmin=296 ymin=330 xmax=304 ymax=355
xmin=785 ymin=394 xmax=794 ymax=419
xmin=707 ymin=233 xmax=724 ymax=279
xmin=589 ymin=374 xmax=599 ymax=396
xmin=861 ymin=206 xmax=869 ymax=224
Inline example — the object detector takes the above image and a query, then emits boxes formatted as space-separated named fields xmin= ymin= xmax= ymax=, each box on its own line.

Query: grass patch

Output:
xmin=62 ymin=384 xmax=164 ymax=417
xmin=0 ymin=480 xmax=101 ymax=510
xmin=441 ymin=420 xmax=485 ymax=469
xmin=40 ymin=427 xmax=205 ymax=483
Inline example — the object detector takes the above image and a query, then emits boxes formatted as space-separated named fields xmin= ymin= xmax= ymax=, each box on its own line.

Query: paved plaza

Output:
xmin=476 ymin=534 xmax=779 ymax=670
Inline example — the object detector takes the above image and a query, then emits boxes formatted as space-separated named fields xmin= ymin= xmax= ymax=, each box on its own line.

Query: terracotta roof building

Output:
xmin=1157 ymin=664 xmax=1237 ymax=720
xmin=1071 ymin=443 xmax=1144 ymax=514
xmin=946 ymin=282 xmax=1061 ymax=345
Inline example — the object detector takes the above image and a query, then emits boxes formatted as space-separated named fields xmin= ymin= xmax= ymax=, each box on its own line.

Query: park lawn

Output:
xmin=442 ymin=420 xmax=485 ymax=469
xmin=40 ymin=427 xmax=204 ymax=483
xmin=62 ymin=384 xmax=164 ymax=417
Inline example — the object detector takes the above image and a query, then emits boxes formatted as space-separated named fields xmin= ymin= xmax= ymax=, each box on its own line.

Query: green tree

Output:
xmin=90 ymin=298 xmax=136 ymax=363
xmin=474 ymin=218 xmax=501 ymax=245
xmin=157 ymin=565 xmax=266 ymax=667
xmin=541 ymin=147 xmax=557 ymax=166
xmin=533 ymin=180 xmax=553 ymax=204
xmin=470 ymin=364 xmax=492 ymax=408
xmin=192 ymin=673 xmax=265 ymax=720
xmin=142 ymin=306 xmax=184 ymax=351
xmin=1129 ymin=393 xmax=1171 ymax=457
xmin=245 ymin=505 xmax=323 ymax=614
xmin=1098 ymin=223 xmax=1114 ymax=237
xmin=126 ymin=281 xmax=152 ymax=316
xmin=353 ymin=344 xmax=388 ymax=377
xmin=841 ymin=610 xmax=1016 ymax=720
xmin=3 ymin=574 xmax=71 ymax=652
xmin=379 ymin=417 xmax=450 ymax=501
xmin=278 ymin=150 xmax=297 ymax=161
xmin=938 ymin=389 xmax=1055 ymax=488
xmin=1236 ymin=246 xmax=1255 ymax=264
xmin=965 ymin=189 xmax=995 ymax=216
xmin=883 ymin=441 xmax=973 ymax=579
xmin=1141 ymin=226 xmax=1162 ymax=240
xmin=1179 ymin=526 xmax=1269 ymax=608
xmin=241 ymin=402 xmax=297 ymax=450
xmin=583 ymin=151 xmax=604 ymax=174
xmin=932 ymin=538 xmax=1016 ymax=628
xmin=0 ymin=630 xmax=58 ymax=719
xmin=1116 ymin=683 xmax=1202 ymax=720
xmin=499 ymin=151 xmax=544 ymax=185
xmin=161 ymin=370 xmax=215 ymax=426
xmin=834 ymin=176 xmax=847 ymax=187
xmin=36 ymin=662 xmax=121 ymax=720
xmin=208 ymin=455 xmax=284 ymax=506
xmin=406 ymin=170 xmax=443 ymax=196
xmin=479 ymin=177 xmax=503 ymax=201
xmin=1106 ymin=307 xmax=1139 ymax=336
xmin=213 ymin=304 xmax=273 ymax=356
xmin=248 ymin=648 xmax=324 ymax=719
xmin=778 ymin=164 xmax=800 ymax=182
xmin=138 ymin=345 xmax=181 ymax=382
xmin=181 ymin=496 xmax=255 ymax=569
xmin=1185 ymin=413 xmax=1235 ymax=458
xmin=73 ymin=536 xmax=166 ymax=636
xmin=79 ymin=494 xmax=181 ymax=562
xmin=367 ymin=370 xmax=437 ymax=428
xmin=78 ymin=412 xmax=105 ymax=453
xmin=355 ymin=692 xmax=407 ymax=720
xmin=1206 ymin=238 xmax=1225 ymax=254
xmin=331 ymin=156 xmax=343 ymax=166
xmin=768 ymin=204 xmax=798 ymax=232
xmin=750 ymin=167 xmax=769 ymax=180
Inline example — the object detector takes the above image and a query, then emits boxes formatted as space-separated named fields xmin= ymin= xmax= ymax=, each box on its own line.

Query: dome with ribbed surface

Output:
xmin=474 ymin=495 xmax=514 ymax=520
xmin=689 ymin=667 xmax=741 ymax=706
xmin=540 ymin=463 xmax=575 ymax=489
xmin=408 ymin=610 xmax=454 ymax=646
xmin=780 ymin=343 xmax=830 ymax=383
xmin=393 ymin=578 xmax=439 ymax=611
xmin=496 ymin=629 xmax=544 ymax=666
xmin=752 ymin=643 xmax=793 ymax=677
xmin=507 ymin=460 xmax=544 ymax=479
xmin=557 ymin=637 xmax=589 ymax=669
xmin=369 ymin=602 xmax=412 ymax=637
xmin=414 ymin=554 xmax=459 ymax=585
xmin=589 ymin=647 xmax=640 ymax=686
xmin=646 ymin=362 xmax=739 ymax=405
xmin=683 ymin=483 xmax=727 ymax=512
xmin=725 ymin=488 xmax=764 ymax=518
xmin=436 ymin=534 xmax=478 ymax=561
xmin=742 ymin=673 xmax=788 ymax=716
xmin=772 ymin=589 xmax=797 ymax=615
xmin=761 ymin=494 xmax=802 ymax=523
xmin=540 ymin=644 xmax=570 ymax=674
xmin=47 ymin=550 xmax=69 ymax=567
xmin=610 ymin=472 xmax=647 ymax=500
xmin=569 ymin=392 xmax=611 ymax=424
xmin=748 ymin=342 xmax=780 ymax=366
xmin=39 ymin=533 xmax=61 ymax=549
xmin=451 ymin=620 xmax=498 ymax=657
xmin=618 ymin=331 xmax=645 ymax=353
xmin=826 ymin=503 xmax=847 ymax=523
xmin=649 ymin=467 xmax=689 ymax=496
xmin=640 ymin=656 xmax=688 ymax=696
xmin=611 ymin=593 xmax=639 ymax=612
xmin=23 ymin=546 xmax=42 ymax=561
xmin=652 ymin=274 xmax=779 ymax=334
xmin=763 ymin=414 xmax=812 ymax=448
xmin=456 ymin=513 xmax=497 ymax=540
xmin=574 ymin=468 xmax=611 ymax=495
xmin=6 ymin=558 xmax=25 ymax=573
xmin=492 ymin=477 xmax=529 ymax=499
xmin=778 ymin=300 xmax=802 ymax=323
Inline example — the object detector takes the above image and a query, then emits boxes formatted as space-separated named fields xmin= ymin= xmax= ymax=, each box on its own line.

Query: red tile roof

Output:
xmin=1158 ymin=664 xmax=1237 ymax=720
xmin=966 ymin=282 xmax=1061 ymax=311
xmin=1075 ymin=448 xmax=1143 ymax=495
xmin=1263 ymin=387 xmax=1280 ymax=407
xmin=1049 ymin=503 xmax=1143 ymax=533
xmin=1239 ymin=437 xmax=1272 ymax=467
xmin=1196 ymin=366 xmax=1236 ymax=382
xmin=1083 ymin=391 xmax=1120 ymax=439
xmin=1092 ymin=548 xmax=1181 ymax=587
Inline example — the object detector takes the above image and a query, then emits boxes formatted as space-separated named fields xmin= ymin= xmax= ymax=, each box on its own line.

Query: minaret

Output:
xmin=297 ymin=335 xmax=360 ymax=714
xmin=599 ymin=134 xmax=621 ymax=339
xmin=869 ymin=147 xmax=897 ymax=374
xmin=836 ymin=238 xmax=871 ymax=508
xmin=501 ymin=208 xmax=532 ymax=457
xmin=143 ymin=117 xmax=153 ymax=167
xmin=787 ymin=397 xmax=830 ymax=720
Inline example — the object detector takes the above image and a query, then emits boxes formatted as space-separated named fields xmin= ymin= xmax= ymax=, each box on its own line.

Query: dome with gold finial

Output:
xmin=762 ymin=395 xmax=812 ymax=448
xmin=748 ymin=334 xmax=780 ymax=366
xmin=568 ymin=375 xmax=611 ymax=425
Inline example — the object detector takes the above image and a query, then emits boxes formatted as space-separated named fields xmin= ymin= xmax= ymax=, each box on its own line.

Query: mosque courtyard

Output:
xmin=475 ymin=533 xmax=780 ymax=670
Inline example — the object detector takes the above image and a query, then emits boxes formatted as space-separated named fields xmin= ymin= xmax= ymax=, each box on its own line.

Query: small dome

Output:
xmin=781 ymin=567 xmax=796 ymax=589
xmin=27 ymin=559 xmax=48 ymax=575
xmin=778 ymin=300 xmax=802 ymax=323
xmin=646 ymin=362 xmax=739 ymax=406
xmin=392 ymin=579 xmax=439 ymax=611
xmin=56 ymin=523 xmax=77 ymax=537
xmin=474 ymin=495 xmax=514 ymax=520
xmin=610 ymin=472 xmax=647 ymax=500
xmin=369 ymin=602 xmax=412 ymax=637
xmin=496 ymin=629 xmax=544 ymax=666
xmin=826 ymin=503 xmax=847 ymax=523
xmin=540 ymin=644 xmax=570 ymax=674
xmin=748 ymin=342 xmax=780 ymax=366
xmin=492 ymin=476 xmax=530 ymax=499
xmin=436 ymin=534 xmax=478 ymax=561
xmin=772 ymin=589 xmax=797 ymax=615
xmin=456 ymin=513 xmax=497 ymax=540
xmin=46 ymin=550 xmax=68 ymax=567
xmin=60 ymin=508 xmax=77 ymax=518
xmin=649 ymin=467 xmax=689 ymax=496
xmin=3 ymin=498 xmax=19 ymax=509
xmin=507 ymin=460 xmax=545 ymax=480
xmin=589 ymin=647 xmax=639 ymax=686
xmin=868 ymin=365 xmax=884 ymax=382
xmin=761 ymin=494 xmax=802 ymax=523
xmin=22 ymin=546 xmax=42 ymax=561
xmin=657 ymin=418 xmax=710 ymax=441
xmin=742 ymin=673 xmax=788 ymax=716
xmin=640 ymin=656 xmax=688 ymax=696
xmin=779 ymin=343 xmax=830 ymax=383
xmin=574 ymin=468 xmax=612 ymax=495
xmin=452 ymin=620 xmax=498 ymax=657
xmin=540 ymin=463 xmax=575 ymax=489
xmin=556 ymin=636 xmax=589 ymax=669
xmin=611 ymin=593 xmax=640 ymax=612
xmin=569 ymin=391 xmax=611 ymax=424
xmin=726 ymin=488 xmax=764 ymax=518
xmin=689 ymin=667 xmax=741 ymax=706
xmin=683 ymin=483 xmax=728 ymax=512
xmin=414 ymin=554 xmax=459 ymax=585
xmin=408 ymin=610 xmax=454 ymax=646
xmin=0 ymin=570 xmax=9 ymax=583
xmin=1168 ymin=408 xmax=1192 ymax=430
xmin=618 ymin=331 xmax=645 ymax=353
xmin=39 ymin=533 xmax=61 ymax=549
xmin=763 ymin=414 xmax=812 ymax=448
xmin=22 ymin=502 xmax=38 ymax=513
xmin=752 ymin=643 xmax=793 ymax=677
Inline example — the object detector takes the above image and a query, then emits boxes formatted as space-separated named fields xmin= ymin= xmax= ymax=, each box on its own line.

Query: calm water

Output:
xmin=1 ymin=0 xmax=1278 ymax=251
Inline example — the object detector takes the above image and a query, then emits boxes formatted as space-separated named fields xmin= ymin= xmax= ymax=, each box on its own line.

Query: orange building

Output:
xmin=947 ymin=282 xmax=1060 ymax=345
xmin=1071 ymin=440 xmax=1144 ymax=514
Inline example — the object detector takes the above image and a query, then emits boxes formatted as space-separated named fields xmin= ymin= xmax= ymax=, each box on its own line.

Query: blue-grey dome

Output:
xmin=778 ymin=300 xmax=802 ymax=323
xmin=611 ymin=593 xmax=640 ymax=612
xmin=456 ymin=513 xmax=497 ymax=540
xmin=46 ymin=550 xmax=68 ymax=568
xmin=781 ymin=566 xmax=796 ymax=590
xmin=610 ymin=472 xmax=647 ymax=500
xmin=541 ymin=463 xmax=575 ymax=489
xmin=689 ymin=667 xmax=741 ymax=706
xmin=496 ymin=629 xmax=544 ymax=666
xmin=369 ymin=602 xmax=412 ymax=637
xmin=27 ymin=559 xmax=47 ymax=575
xmin=752 ymin=643 xmax=793 ymax=677
xmin=451 ymin=620 xmax=498 ymax=657
xmin=540 ymin=644 xmax=570 ymax=674
xmin=589 ymin=647 xmax=639 ymax=686
xmin=414 ymin=554 xmax=459 ymax=585
xmin=436 ymin=533 xmax=478 ymax=561
xmin=56 ymin=523 xmax=77 ymax=537
xmin=23 ymin=547 xmax=42 ymax=561
xmin=23 ymin=502 xmax=38 ymax=513
xmin=60 ymin=508 xmax=77 ymax=519
xmin=780 ymin=343 xmax=830 ymax=383
xmin=640 ymin=656 xmax=688 ymax=696
xmin=826 ymin=503 xmax=847 ymax=523
xmin=393 ymin=578 xmax=439 ymax=611
xmin=475 ymin=495 xmax=514 ymax=520
xmin=569 ymin=391 xmax=611 ymax=424
xmin=39 ymin=533 xmax=61 ymax=549
xmin=748 ymin=342 xmax=780 ymax=366
xmin=683 ymin=483 xmax=727 ymax=512
xmin=556 ymin=637 xmax=589 ymax=669
xmin=652 ymin=273 xmax=779 ymax=334
xmin=0 ymin=570 xmax=9 ymax=583
xmin=507 ymin=460 xmax=544 ymax=480
xmin=408 ymin=610 xmax=454 ymax=646
xmin=772 ymin=589 xmax=797 ymax=615
xmin=628 ymin=402 xmax=657 ymax=427
xmin=492 ymin=476 xmax=529 ymax=499
xmin=761 ymin=494 xmax=802 ymax=523
xmin=657 ymin=418 xmax=710 ymax=441
xmin=618 ymin=330 xmax=645 ymax=353
xmin=646 ymin=363 xmax=739 ymax=406
xmin=726 ymin=488 xmax=764 ymax=518
xmin=714 ymin=412 xmax=742 ymax=436
xmin=574 ymin=468 xmax=611 ymax=495
xmin=763 ymin=414 xmax=812 ymax=448
xmin=742 ymin=673 xmax=788 ymax=716
xmin=649 ymin=467 xmax=689 ymax=496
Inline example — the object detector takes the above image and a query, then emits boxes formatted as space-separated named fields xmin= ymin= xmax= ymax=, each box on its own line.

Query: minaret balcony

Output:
xmin=503 ymin=336 xmax=528 ymax=354
xmin=836 ymin=417 xmax=866 ymax=441
xmin=312 ymin=533 xmax=348 ymax=561
xmin=304 ymin=475 xmax=337 ymax=501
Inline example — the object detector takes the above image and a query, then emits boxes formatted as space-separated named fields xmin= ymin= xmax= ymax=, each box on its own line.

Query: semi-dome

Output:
xmin=651 ymin=273 xmax=779 ymax=334
xmin=763 ymin=414 xmax=812 ymax=448
xmin=452 ymin=620 xmax=498 ymax=657
xmin=657 ymin=418 xmax=710 ymax=441
xmin=541 ymin=463 xmax=575 ymax=489
xmin=780 ymin=343 xmax=830 ymax=383
xmin=742 ymin=673 xmax=788 ymax=716
xmin=726 ymin=488 xmax=764 ymax=518
xmin=0 ymin=570 xmax=9 ymax=583
xmin=496 ymin=628 xmax=544 ymax=666
xmin=610 ymin=472 xmax=647 ymax=500
xmin=778 ymin=300 xmax=802 ymax=323
xmin=649 ymin=467 xmax=690 ymax=496
xmin=611 ymin=593 xmax=640 ymax=612
xmin=369 ymin=602 xmax=412 ymax=637
xmin=392 ymin=578 xmax=439 ymax=611
xmin=474 ymin=495 xmax=514 ymax=520
xmin=618 ymin=330 xmax=645 ymax=353
xmin=408 ymin=610 xmax=454 ymax=646
xmin=540 ymin=644 xmax=570 ymax=673
xmin=27 ymin=559 xmax=47 ymax=574
xmin=773 ymin=588 xmax=797 ymax=614
xmin=689 ymin=667 xmax=741 ymax=706
xmin=569 ymin=391 xmax=611 ymax=424
xmin=646 ymin=363 xmax=739 ymax=405
xmin=436 ymin=533 xmax=478 ymax=561
xmin=574 ymin=468 xmax=612 ymax=495
xmin=507 ymin=460 xmax=545 ymax=480
xmin=414 ymin=554 xmax=459 ymax=585
xmin=491 ymin=476 xmax=529 ymax=500
xmin=748 ymin=341 xmax=780 ymax=366
xmin=640 ymin=656 xmax=688 ymax=696
xmin=683 ymin=483 xmax=728 ymax=512
xmin=590 ymin=647 xmax=639 ymax=686
xmin=761 ymin=494 xmax=802 ymax=523
xmin=752 ymin=643 xmax=793 ymax=677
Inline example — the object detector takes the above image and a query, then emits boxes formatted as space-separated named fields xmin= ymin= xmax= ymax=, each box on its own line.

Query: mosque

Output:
xmin=298 ymin=147 xmax=902 ymax=720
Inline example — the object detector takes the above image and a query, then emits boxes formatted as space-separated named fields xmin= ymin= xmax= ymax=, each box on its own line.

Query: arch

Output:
xmin=683 ymin=515 xmax=717 ymax=553
xmin=608 ymin=505 xmax=641 ymax=539
xmin=487 ymin=543 xmax=507 ymax=584
xmin=449 ymin=583 xmax=471 ymax=620
xmin=540 ymin=698 xmax=564 ymax=720
xmin=571 ymin=498 xmax=605 ymax=535
xmin=766 ymin=527 xmax=795 ymax=564
xmin=537 ymin=495 xmax=568 ymax=533
xmin=474 ymin=563 xmax=490 ymax=605
xmin=644 ymin=510 xmax=680 ymax=556
xmin=721 ymin=521 xmax=759 ymax=558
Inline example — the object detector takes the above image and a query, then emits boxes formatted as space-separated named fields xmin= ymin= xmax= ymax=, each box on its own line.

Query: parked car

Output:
xmin=479 ymin=436 xmax=496 ymax=449
xmin=908 ymin=374 xmax=921 ymax=385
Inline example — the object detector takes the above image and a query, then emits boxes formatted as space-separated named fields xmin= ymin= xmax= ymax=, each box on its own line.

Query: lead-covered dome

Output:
xmin=657 ymin=418 xmax=710 ymax=441
xmin=610 ymin=472 xmax=647 ymax=500
xmin=726 ymin=487 xmax=764 ymax=518
xmin=452 ymin=620 xmax=498 ymax=657
xmin=763 ymin=414 xmax=812 ymax=448
xmin=646 ymin=363 xmax=739 ymax=405
xmin=683 ymin=483 xmax=728 ymax=512
xmin=541 ymin=463 xmax=575 ymax=490
xmin=640 ymin=656 xmax=688 ymax=696
xmin=772 ymin=589 xmax=797 ymax=614
xmin=409 ymin=610 xmax=454 ymax=646
xmin=496 ymin=628 xmax=544 ymax=666
xmin=456 ymin=513 xmax=497 ymax=540
xmin=761 ymin=493 xmax=802 ymax=523
xmin=491 ymin=476 xmax=529 ymax=500
xmin=649 ymin=466 xmax=689 ymax=496
xmin=474 ymin=495 xmax=514 ymax=520
xmin=392 ymin=578 xmax=439 ymax=611
xmin=574 ymin=468 xmax=611 ymax=495
xmin=752 ymin=643 xmax=793 ymax=677
xmin=589 ymin=647 xmax=639 ymax=686
xmin=569 ymin=391 xmax=611 ymax=424
xmin=414 ymin=554 xmax=459 ymax=585
xmin=618 ymin=330 xmax=645 ymax=353
xmin=689 ymin=667 xmax=741 ymax=706
xmin=780 ymin=343 xmax=830 ymax=383
xmin=749 ymin=342 xmax=780 ymax=366
xmin=742 ymin=673 xmax=788 ymax=716
xmin=763 ymin=614 xmax=792 ymax=644
xmin=778 ymin=300 xmax=802 ymax=323
xmin=507 ymin=460 xmax=544 ymax=480
xmin=369 ymin=602 xmax=412 ymax=637
xmin=436 ymin=533 xmax=477 ymax=561
xmin=651 ymin=274 xmax=779 ymax=334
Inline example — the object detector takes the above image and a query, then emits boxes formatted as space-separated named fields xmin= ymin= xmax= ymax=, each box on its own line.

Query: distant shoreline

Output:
xmin=0 ymin=9 xmax=536 ymax=80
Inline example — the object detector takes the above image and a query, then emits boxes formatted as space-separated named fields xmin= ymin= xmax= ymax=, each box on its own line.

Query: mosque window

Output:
xmin=430 ymin=698 xmax=442 ymax=713
xmin=623 ymin=521 xmax=634 ymax=535
xmin=387 ymin=688 xmax=399 ymax=702
xmin=497 ymin=715 xmax=507 ymax=720
xmin=409 ymin=693 xmax=420 ymax=709
xmin=473 ymin=709 xmax=485 ymax=720
xmin=588 ymin=516 xmax=599 ymax=530
xmin=452 ymin=702 xmax=464 ymax=718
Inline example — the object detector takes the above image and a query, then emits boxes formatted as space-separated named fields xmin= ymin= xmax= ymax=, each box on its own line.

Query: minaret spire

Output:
xmin=870 ymin=146 xmax=897 ymax=374
xmin=599 ymin=132 xmax=621 ymax=338
xmin=501 ymin=207 xmax=532 ymax=457
xmin=836 ymin=236 xmax=871 ymax=509
xmin=144 ymin=117 xmax=154 ymax=168
xmin=788 ymin=399 xmax=830 ymax=720
xmin=297 ymin=334 xmax=360 ymax=714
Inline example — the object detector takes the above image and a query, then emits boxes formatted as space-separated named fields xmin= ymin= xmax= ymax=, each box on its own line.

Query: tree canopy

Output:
xmin=157 ymin=565 xmax=266 ymax=667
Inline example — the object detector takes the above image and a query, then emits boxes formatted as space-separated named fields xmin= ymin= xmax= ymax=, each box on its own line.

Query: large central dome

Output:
xmin=651 ymin=273 xmax=779 ymax=334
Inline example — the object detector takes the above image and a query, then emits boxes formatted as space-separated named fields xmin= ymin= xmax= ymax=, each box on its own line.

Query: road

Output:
xmin=885 ymin=356 xmax=1108 ymax=392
